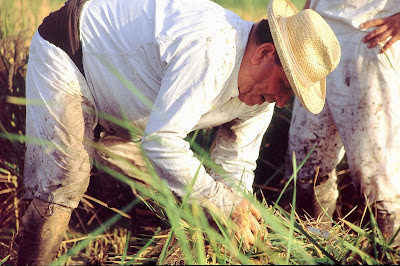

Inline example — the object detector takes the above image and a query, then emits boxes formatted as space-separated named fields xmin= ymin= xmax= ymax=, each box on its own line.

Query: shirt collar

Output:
xmin=231 ymin=21 xmax=253 ymax=98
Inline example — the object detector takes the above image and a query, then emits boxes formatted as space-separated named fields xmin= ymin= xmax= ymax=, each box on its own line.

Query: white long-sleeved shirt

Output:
xmin=80 ymin=0 xmax=274 ymax=212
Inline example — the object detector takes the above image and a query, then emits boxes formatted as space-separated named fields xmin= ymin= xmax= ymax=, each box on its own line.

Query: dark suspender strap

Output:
xmin=38 ymin=0 xmax=88 ymax=76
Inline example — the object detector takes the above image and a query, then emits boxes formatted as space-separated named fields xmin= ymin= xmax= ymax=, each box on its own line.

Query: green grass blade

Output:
xmin=158 ymin=228 xmax=175 ymax=264
xmin=286 ymin=151 xmax=297 ymax=264
xmin=0 ymin=255 xmax=11 ymax=266
xmin=191 ymin=203 xmax=207 ymax=264
xmin=379 ymin=43 xmax=400 ymax=79
xmin=121 ymin=230 xmax=131 ymax=264
xmin=273 ymin=143 xmax=317 ymax=210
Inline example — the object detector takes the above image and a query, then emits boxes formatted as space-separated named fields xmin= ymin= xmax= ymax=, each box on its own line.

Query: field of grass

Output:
xmin=1 ymin=0 xmax=400 ymax=265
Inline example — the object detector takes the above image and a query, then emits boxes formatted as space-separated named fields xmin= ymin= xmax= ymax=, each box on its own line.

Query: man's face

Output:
xmin=238 ymin=44 xmax=293 ymax=108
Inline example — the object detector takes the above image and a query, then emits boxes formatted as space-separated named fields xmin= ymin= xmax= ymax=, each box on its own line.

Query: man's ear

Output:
xmin=251 ymin=43 xmax=276 ymax=64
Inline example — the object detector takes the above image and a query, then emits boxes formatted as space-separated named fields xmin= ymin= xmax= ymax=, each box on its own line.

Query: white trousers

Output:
xmin=286 ymin=26 xmax=400 ymax=217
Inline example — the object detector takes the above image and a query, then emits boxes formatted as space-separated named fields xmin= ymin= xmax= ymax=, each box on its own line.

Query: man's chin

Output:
xmin=239 ymin=95 xmax=258 ymax=106
xmin=244 ymin=101 xmax=257 ymax=106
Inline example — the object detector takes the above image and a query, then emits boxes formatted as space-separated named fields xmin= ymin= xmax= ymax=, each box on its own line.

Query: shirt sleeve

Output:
xmin=209 ymin=103 xmax=275 ymax=194
xmin=140 ymin=34 xmax=242 ymax=213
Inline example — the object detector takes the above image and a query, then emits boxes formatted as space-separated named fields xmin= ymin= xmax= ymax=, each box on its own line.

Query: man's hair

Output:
xmin=254 ymin=19 xmax=274 ymax=44
xmin=255 ymin=19 xmax=282 ymax=66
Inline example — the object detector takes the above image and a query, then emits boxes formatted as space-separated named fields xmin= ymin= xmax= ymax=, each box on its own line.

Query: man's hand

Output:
xmin=360 ymin=12 xmax=400 ymax=52
xmin=231 ymin=198 xmax=265 ymax=249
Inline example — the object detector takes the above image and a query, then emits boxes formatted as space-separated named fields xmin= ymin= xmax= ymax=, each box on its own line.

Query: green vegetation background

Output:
xmin=4 ymin=0 xmax=397 ymax=265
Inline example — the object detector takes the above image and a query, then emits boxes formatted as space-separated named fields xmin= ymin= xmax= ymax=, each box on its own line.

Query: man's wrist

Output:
xmin=202 ymin=181 xmax=245 ymax=217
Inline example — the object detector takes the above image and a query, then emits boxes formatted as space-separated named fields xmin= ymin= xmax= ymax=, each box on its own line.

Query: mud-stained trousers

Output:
xmin=17 ymin=32 xmax=150 ymax=265
xmin=286 ymin=26 xmax=400 ymax=240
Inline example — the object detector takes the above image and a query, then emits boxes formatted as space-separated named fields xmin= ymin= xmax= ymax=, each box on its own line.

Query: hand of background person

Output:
xmin=231 ymin=198 xmax=265 ymax=249
xmin=360 ymin=12 xmax=400 ymax=52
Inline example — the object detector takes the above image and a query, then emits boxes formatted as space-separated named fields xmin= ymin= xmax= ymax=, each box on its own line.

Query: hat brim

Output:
xmin=267 ymin=0 xmax=325 ymax=114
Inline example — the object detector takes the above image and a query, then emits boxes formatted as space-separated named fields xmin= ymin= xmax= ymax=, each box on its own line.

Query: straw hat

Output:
xmin=267 ymin=0 xmax=341 ymax=114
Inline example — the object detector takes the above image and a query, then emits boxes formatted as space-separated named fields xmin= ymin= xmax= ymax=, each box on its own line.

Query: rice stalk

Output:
xmin=378 ymin=42 xmax=400 ymax=79
xmin=3 ymin=0 xmax=400 ymax=265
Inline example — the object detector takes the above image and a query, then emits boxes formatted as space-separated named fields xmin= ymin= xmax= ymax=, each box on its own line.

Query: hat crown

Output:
xmin=281 ymin=9 xmax=341 ymax=88
xmin=267 ymin=0 xmax=341 ymax=114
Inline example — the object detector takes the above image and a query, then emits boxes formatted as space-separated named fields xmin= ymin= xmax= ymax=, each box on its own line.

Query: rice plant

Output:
xmin=1 ymin=0 xmax=400 ymax=265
